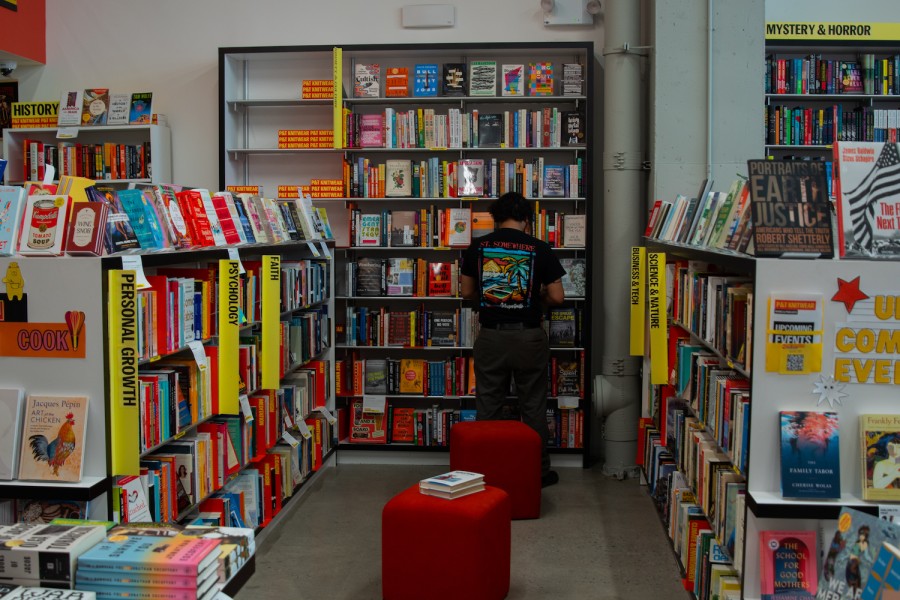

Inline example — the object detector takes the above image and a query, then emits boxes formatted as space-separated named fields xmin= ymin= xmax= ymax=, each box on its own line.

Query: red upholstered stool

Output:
xmin=382 ymin=484 xmax=511 ymax=600
xmin=450 ymin=420 xmax=542 ymax=519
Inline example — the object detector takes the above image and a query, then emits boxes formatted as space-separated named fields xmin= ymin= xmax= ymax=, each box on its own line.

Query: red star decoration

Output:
xmin=832 ymin=276 xmax=869 ymax=313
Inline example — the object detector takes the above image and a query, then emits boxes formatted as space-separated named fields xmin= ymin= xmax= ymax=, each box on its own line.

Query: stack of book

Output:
xmin=419 ymin=470 xmax=485 ymax=500
xmin=0 ymin=584 xmax=96 ymax=599
xmin=74 ymin=532 xmax=222 ymax=600
xmin=0 ymin=523 xmax=107 ymax=589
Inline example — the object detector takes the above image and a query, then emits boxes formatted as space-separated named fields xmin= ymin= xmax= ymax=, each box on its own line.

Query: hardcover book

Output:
xmin=0 ymin=388 xmax=24 ymax=480
xmin=427 ymin=262 xmax=454 ymax=296
xmin=385 ymin=257 xmax=414 ymax=296
xmin=549 ymin=308 xmax=578 ymax=347
xmin=105 ymin=93 xmax=131 ymax=125
xmin=18 ymin=195 xmax=72 ymax=256
xmin=399 ymin=359 xmax=425 ymax=394
xmin=528 ymin=62 xmax=554 ymax=96
xmin=819 ymin=507 xmax=900 ymax=600
xmin=64 ymin=201 xmax=108 ymax=256
xmin=358 ymin=213 xmax=382 ymax=246
xmin=413 ymin=64 xmax=439 ymax=97
xmin=117 ymin=188 xmax=162 ymax=250
xmin=861 ymin=414 xmax=900 ymax=501
xmin=391 ymin=407 xmax=415 ymax=443
xmin=81 ymin=88 xmax=110 ymax=126
xmin=562 ymin=214 xmax=586 ymax=247
xmin=354 ymin=63 xmax=381 ymax=98
xmin=468 ymin=61 xmax=497 ymax=96
xmin=562 ymin=63 xmax=584 ymax=96
xmin=0 ymin=186 xmax=26 ymax=256
xmin=542 ymin=165 xmax=566 ymax=197
xmin=129 ymin=92 xmax=153 ymax=125
xmin=385 ymin=159 xmax=413 ymax=197
xmin=359 ymin=114 xmax=385 ymax=148
xmin=385 ymin=67 xmax=409 ymax=97
xmin=57 ymin=90 xmax=84 ymax=127
xmin=428 ymin=311 xmax=456 ymax=347
xmin=355 ymin=257 xmax=384 ymax=296
xmin=17 ymin=395 xmax=89 ymax=483
xmin=563 ymin=111 xmax=586 ymax=146
xmin=477 ymin=113 xmax=503 ymax=148
xmin=389 ymin=210 xmax=418 ymax=247
xmin=559 ymin=257 xmax=586 ymax=297
xmin=104 ymin=210 xmax=141 ymax=254
xmin=364 ymin=359 xmax=388 ymax=394
xmin=779 ymin=411 xmax=840 ymax=499
xmin=457 ymin=159 xmax=485 ymax=197
xmin=759 ymin=530 xmax=817 ymax=600
xmin=556 ymin=361 xmax=580 ymax=396
xmin=502 ymin=64 xmax=525 ymax=96
xmin=747 ymin=159 xmax=833 ymax=258
xmin=447 ymin=207 xmax=472 ymax=247
xmin=442 ymin=63 xmax=467 ymax=96
xmin=348 ymin=399 xmax=386 ymax=444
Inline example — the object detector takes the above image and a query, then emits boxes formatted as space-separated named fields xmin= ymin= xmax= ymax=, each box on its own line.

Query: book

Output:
xmin=354 ymin=63 xmax=380 ymax=98
xmin=413 ymin=64 xmax=439 ymax=96
xmin=501 ymin=64 xmax=525 ymax=96
xmin=477 ymin=113 xmax=503 ymax=148
xmin=779 ymin=411 xmax=839 ymax=499
xmin=468 ymin=61 xmax=497 ymax=96
xmin=0 ymin=388 xmax=24 ymax=480
xmin=747 ymin=159 xmax=833 ymax=258
xmin=398 ymin=359 xmax=425 ymax=394
xmin=81 ymin=88 xmax=110 ymax=126
xmin=354 ymin=257 xmax=384 ymax=296
xmin=364 ymin=359 xmax=388 ymax=394
xmin=542 ymin=165 xmax=566 ymax=197
xmin=528 ymin=62 xmax=554 ymax=96
xmin=129 ymin=92 xmax=153 ymax=125
xmin=359 ymin=114 xmax=384 ymax=148
xmin=471 ymin=212 xmax=494 ymax=239
xmin=419 ymin=470 xmax=485 ymax=499
xmin=18 ymin=195 xmax=72 ymax=256
xmin=456 ymin=159 xmax=485 ymax=197
xmin=559 ymin=258 xmax=586 ymax=297
xmin=562 ymin=214 xmax=586 ymax=247
xmin=105 ymin=93 xmax=131 ymax=125
xmin=562 ymin=63 xmax=584 ymax=96
xmin=64 ymin=201 xmax=108 ymax=256
xmin=819 ymin=507 xmax=900 ymax=600
xmin=75 ymin=534 xmax=220 ymax=576
xmin=385 ymin=67 xmax=409 ymax=97
xmin=549 ymin=308 xmax=578 ymax=347
xmin=57 ymin=90 xmax=84 ymax=127
xmin=428 ymin=311 xmax=456 ymax=347
xmin=427 ymin=262 xmax=454 ymax=296
xmin=0 ymin=586 xmax=96 ymax=599
xmin=348 ymin=399 xmax=386 ymax=444
xmin=104 ymin=209 xmax=141 ymax=254
xmin=17 ymin=395 xmax=89 ymax=482
xmin=386 ymin=257 xmax=414 ymax=296
xmin=0 ymin=523 xmax=107 ymax=584
xmin=861 ymin=414 xmax=900 ymax=501
xmin=390 ymin=407 xmax=415 ymax=444
xmin=862 ymin=541 xmax=900 ymax=599
xmin=0 ymin=186 xmax=26 ymax=256
xmin=358 ymin=213 xmax=382 ymax=246
xmin=563 ymin=111 xmax=586 ymax=146
xmin=385 ymin=159 xmax=413 ymax=197
xmin=389 ymin=210 xmax=418 ymax=247
xmin=446 ymin=207 xmax=472 ymax=247
xmin=557 ymin=361 xmax=580 ymax=396
xmin=759 ymin=530 xmax=817 ymax=600
xmin=442 ymin=63 xmax=467 ymax=96
xmin=835 ymin=142 xmax=900 ymax=259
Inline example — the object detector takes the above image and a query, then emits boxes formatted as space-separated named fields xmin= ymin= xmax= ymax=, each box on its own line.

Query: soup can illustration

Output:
xmin=27 ymin=198 xmax=62 ymax=250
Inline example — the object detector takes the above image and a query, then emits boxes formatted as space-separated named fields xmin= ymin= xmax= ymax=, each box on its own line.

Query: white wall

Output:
xmin=766 ymin=0 xmax=898 ymax=21
xmin=25 ymin=0 xmax=604 ymax=190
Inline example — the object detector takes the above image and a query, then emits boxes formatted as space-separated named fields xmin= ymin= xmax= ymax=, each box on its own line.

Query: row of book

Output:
xmin=344 ymin=156 xmax=584 ymax=200
xmin=0 ymin=181 xmax=333 ymax=258
xmin=344 ymin=107 xmax=584 ymax=150
xmin=352 ymin=61 xmax=583 ymax=99
xmin=765 ymin=104 xmax=900 ymax=146
xmin=342 ymin=306 xmax=477 ymax=348
xmin=645 ymin=178 xmax=754 ymax=255
xmin=350 ymin=207 xmax=473 ymax=248
xmin=21 ymin=138 xmax=150 ymax=182
xmin=55 ymin=88 xmax=154 ymax=126
xmin=765 ymin=53 xmax=900 ymax=96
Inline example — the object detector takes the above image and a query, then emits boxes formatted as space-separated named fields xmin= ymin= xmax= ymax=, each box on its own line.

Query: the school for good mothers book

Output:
xmin=834 ymin=142 xmax=900 ymax=258
xmin=819 ymin=507 xmax=900 ymax=600
xmin=758 ymin=530 xmax=817 ymax=600
xmin=17 ymin=395 xmax=89 ymax=482
xmin=861 ymin=414 xmax=900 ymax=501
xmin=779 ymin=411 xmax=840 ymax=499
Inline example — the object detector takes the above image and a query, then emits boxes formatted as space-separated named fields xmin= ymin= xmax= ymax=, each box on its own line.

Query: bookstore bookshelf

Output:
xmin=219 ymin=43 xmax=593 ymax=466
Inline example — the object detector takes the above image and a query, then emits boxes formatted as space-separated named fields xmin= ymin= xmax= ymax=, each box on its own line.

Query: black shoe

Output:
xmin=541 ymin=470 xmax=559 ymax=488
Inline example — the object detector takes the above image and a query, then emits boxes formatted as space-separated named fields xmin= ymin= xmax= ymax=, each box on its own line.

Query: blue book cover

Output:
xmin=820 ymin=507 xmax=900 ymax=600
xmin=779 ymin=410 xmax=840 ymax=499
xmin=414 ymin=64 xmax=439 ymax=96
xmin=117 ymin=189 xmax=158 ymax=250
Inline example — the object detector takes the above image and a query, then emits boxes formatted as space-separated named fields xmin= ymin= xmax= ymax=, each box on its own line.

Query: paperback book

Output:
xmin=528 ymin=62 xmax=554 ymax=96
xmin=385 ymin=67 xmax=409 ymax=97
xmin=81 ymin=88 xmax=110 ymax=126
xmin=75 ymin=534 xmax=221 ymax=576
xmin=105 ymin=93 xmax=130 ymax=125
xmin=759 ymin=530 xmax=817 ymax=600
xmin=501 ymin=64 xmax=525 ymax=96
xmin=419 ymin=470 xmax=485 ymax=499
xmin=469 ymin=61 xmax=497 ymax=96
xmin=414 ymin=64 xmax=439 ymax=97
xmin=385 ymin=160 xmax=413 ymax=197
xmin=129 ymin=92 xmax=153 ymax=125
xmin=442 ymin=63 xmax=467 ymax=96
xmin=457 ymin=159 xmax=485 ymax=197
xmin=354 ymin=63 xmax=380 ymax=98
xmin=17 ymin=395 xmax=89 ymax=482
xmin=559 ymin=258 xmax=586 ymax=297
xmin=779 ymin=411 xmax=839 ymax=499
xmin=861 ymin=414 xmax=900 ymax=501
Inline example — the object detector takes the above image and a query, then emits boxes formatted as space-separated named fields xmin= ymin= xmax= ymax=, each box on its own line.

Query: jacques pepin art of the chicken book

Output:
xmin=17 ymin=395 xmax=88 ymax=482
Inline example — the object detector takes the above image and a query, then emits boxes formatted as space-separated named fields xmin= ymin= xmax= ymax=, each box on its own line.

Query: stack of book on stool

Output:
xmin=0 ymin=523 xmax=107 ymax=590
xmin=419 ymin=470 xmax=485 ymax=500
xmin=74 ymin=532 xmax=221 ymax=600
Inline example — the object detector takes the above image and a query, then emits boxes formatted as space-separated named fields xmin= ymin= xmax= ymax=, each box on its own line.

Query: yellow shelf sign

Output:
xmin=108 ymin=269 xmax=140 ymax=475
xmin=648 ymin=252 xmax=667 ymax=384
xmin=630 ymin=246 xmax=646 ymax=356
xmin=766 ymin=22 xmax=900 ymax=41
xmin=261 ymin=255 xmax=281 ymax=389
xmin=219 ymin=259 xmax=241 ymax=414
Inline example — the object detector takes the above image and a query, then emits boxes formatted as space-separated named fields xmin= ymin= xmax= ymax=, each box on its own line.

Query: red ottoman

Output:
xmin=382 ymin=484 xmax=511 ymax=600
xmin=450 ymin=420 xmax=542 ymax=519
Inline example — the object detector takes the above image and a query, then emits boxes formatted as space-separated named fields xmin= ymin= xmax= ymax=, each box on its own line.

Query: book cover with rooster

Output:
xmin=17 ymin=395 xmax=88 ymax=482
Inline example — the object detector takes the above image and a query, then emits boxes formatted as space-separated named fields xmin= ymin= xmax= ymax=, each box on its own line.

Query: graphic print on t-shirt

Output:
xmin=479 ymin=246 xmax=536 ymax=308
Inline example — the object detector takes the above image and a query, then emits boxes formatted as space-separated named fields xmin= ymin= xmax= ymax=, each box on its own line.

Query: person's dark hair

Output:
xmin=489 ymin=192 xmax=533 ymax=225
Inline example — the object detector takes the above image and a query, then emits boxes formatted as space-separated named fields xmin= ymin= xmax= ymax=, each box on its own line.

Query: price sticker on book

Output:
xmin=43 ymin=164 xmax=56 ymax=186
xmin=318 ymin=407 xmax=337 ymax=425
xmin=558 ymin=396 xmax=580 ymax=409
xmin=239 ymin=395 xmax=253 ymax=423
xmin=283 ymin=413 xmax=293 ymax=430
xmin=187 ymin=341 xmax=208 ymax=371
xmin=56 ymin=127 xmax=79 ymax=139
xmin=306 ymin=241 xmax=321 ymax=257
xmin=226 ymin=248 xmax=245 ymax=274
xmin=295 ymin=418 xmax=313 ymax=439
xmin=282 ymin=431 xmax=301 ymax=447
xmin=121 ymin=255 xmax=152 ymax=290
xmin=318 ymin=241 xmax=332 ymax=259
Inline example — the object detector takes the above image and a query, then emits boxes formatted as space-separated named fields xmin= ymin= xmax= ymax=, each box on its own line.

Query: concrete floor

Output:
xmin=234 ymin=463 xmax=690 ymax=600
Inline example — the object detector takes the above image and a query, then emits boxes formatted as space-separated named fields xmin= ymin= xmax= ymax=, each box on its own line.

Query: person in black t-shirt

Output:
xmin=461 ymin=192 xmax=566 ymax=487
